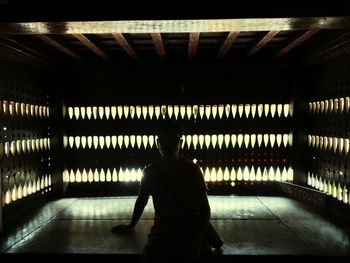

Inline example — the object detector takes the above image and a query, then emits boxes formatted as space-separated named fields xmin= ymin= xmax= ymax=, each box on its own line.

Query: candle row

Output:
xmin=2 ymin=174 xmax=51 ymax=207
xmin=63 ymin=166 xmax=293 ymax=183
xmin=67 ymin=103 xmax=291 ymax=120
xmin=308 ymin=135 xmax=350 ymax=154
xmin=307 ymin=172 xmax=349 ymax=205
xmin=65 ymin=133 xmax=292 ymax=150
xmin=0 ymin=138 xmax=51 ymax=158
xmin=309 ymin=97 xmax=350 ymax=114
xmin=1 ymin=100 xmax=50 ymax=118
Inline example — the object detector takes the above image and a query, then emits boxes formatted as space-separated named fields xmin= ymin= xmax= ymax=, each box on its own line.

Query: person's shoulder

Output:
xmin=180 ymin=157 xmax=201 ymax=171
xmin=143 ymin=159 xmax=162 ymax=173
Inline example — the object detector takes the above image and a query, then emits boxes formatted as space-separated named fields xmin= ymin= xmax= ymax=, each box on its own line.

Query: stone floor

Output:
xmin=1 ymin=196 xmax=349 ymax=259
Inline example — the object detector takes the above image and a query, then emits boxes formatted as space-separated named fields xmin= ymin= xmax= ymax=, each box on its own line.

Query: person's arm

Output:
xmin=187 ymin=191 xmax=210 ymax=258
xmin=111 ymin=168 xmax=151 ymax=233
xmin=186 ymin=167 xmax=211 ymax=258
xmin=128 ymin=185 xmax=150 ymax=227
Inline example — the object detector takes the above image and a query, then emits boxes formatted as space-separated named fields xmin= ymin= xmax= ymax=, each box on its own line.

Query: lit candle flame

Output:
xmin=118 ymin=135 xmax=123 ymax=149
xmin=136 ymin=105 xmax=142 ymax=119
xmin=99 ymin=136 xmax=104 ymax=149
xmin=98 ymin=106 xmax=104 ymax=119
xmin=218 ymin=104 xmax=224 ymax=119
xmin=205 ymin=105 xmax=211 ymax=120
xmin=149 ymin=135 xmax=154 ymax=149
xmin=130 ymin=135 xmax=136 ymax=148
xmin=271 ymin=104 xmax=277 ymax=118
xmin=250 ymin=134 xmax=256 ymax=148
xmin=237 ymin=134 xmax=243 ymax=148
xmin=93 ymin=136 xmax=98 ymax=149
xmin=199 ymin=135 xmax=204 ymax=149
xmin=270 ymin=134 xmax=275 ymax=148
xmin=264 ymin=104 xmax=269 ymax=118
xmin=263 ymin=134 xmax=269 ymax=147
xmin=244 ymin=134 xmax=250 ymax=148
xmin=256 ymin=167 xmax=262 ymax=181
xmin=105 ymin=136 xmax=111 ymax=149
xmin=86 ymin=107 xmax=92 ymax=119
xmin=205 ymin=135 xmax=211 ymax=149
xmin=199 ymin=105 xmax=204 ymax=119
xmin=142 ymin=106 xmax=148 ymax=120
xmin=130 ymin=106 xmax=135 ymax=119
xmin=75 ymin=136 xmax=80 ymax=149
xmin=244 ymin=104 xmax=250 ymax=118
xmin=124 ymin=106 xmax=129 ymax=119
xmin=186 ymin=135 xmax=192 ymax=149
xmin=180 ymin=105 xmax=186 ymax=119
xmin=218 ymin=134 xmax=224 ymax=149
xmin=111 ymin=106 xmax=116 ymax=119
xmin=192 ymin=135 xmax=198 ymax=149
xmin=174 ymin=105 xmax=179 ymax=120
xmin=225 ymin=104 xmax=230 ymax=118
xmin=68 ymin=107 xmax=74 ymax=119
xmin=136 ymin=135 xmax=142 ymax=149
xmin=224 ymin=134 xmax=230 ymax=148
xmin=211 ymin=105 xmax=217 ymax=119
xmin=186 ymin=105 xmax=192 ymax=120
xmin=238 ymin=104 xmax=243 ymax=118
xmin=124 ymin=135 xmax=129 ymax=148
xmin=117 ymin=105 xmax=123 ymax=119
xmin=231 ymin=134 xmax=236 ymax=148
xmin=168 ymin=105 xmax=173 ymax=119
xmin=87 ymin=136 xmax=92 ymax=149
xmin=105 ymin=106 xmax=110 ymax=120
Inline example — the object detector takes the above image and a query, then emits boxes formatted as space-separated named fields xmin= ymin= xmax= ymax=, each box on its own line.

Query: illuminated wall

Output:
xmin=304 ymin=57 xmax=350 ymax=206
xmin=0 ymin=61 xmax=52 ymax=216
xmin=62 ymin=64 xmax=295 ymax=195
xmin=307 ymin=97 xmax=350 ymax=204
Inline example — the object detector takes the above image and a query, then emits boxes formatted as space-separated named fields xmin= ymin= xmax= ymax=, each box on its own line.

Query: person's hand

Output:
xmin=111 ymin=224 xmax=134 ymax=234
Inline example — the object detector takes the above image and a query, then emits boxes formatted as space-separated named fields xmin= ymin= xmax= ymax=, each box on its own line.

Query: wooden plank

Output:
xmin=37 ymin=34 xmax=81 ymax=59
xmin=247 ymin=31 xmax=279 ymax=57
xmin=302 ymin=31 xmax=350 ymax=64
xmin=217 ymin=31 xmax=239 ymax=58
xmin=112 ymin=33 xmax=137 ymax=58
xmin=150 ymin=33 xmax=166 ymax=58
xmin=0 ymin=35 xmax=52 ymax=61
xmin=0 ymin=40 xmax=54 ymax=70
xmin=1 ymin=17 xmax=348 ymax=35
xmin=72 ymin=33 xmax=109 ymax=59
xmin=276 ymin=29 xmax=320 ymax=56
xmin=188 ymin=32 xmax=200 ymax=58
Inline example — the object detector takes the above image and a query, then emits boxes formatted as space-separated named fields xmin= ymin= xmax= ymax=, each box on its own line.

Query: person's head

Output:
xmin=155 ymin=119 xmax=184 ymax=160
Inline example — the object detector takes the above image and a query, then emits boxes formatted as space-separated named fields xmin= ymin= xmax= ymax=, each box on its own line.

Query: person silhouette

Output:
xmin=111 ymin=119 xmax=214 ymax=262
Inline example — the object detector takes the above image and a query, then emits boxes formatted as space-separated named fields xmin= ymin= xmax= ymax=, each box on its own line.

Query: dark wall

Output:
xmin=63 ymin=61 xmax=294 ymax=105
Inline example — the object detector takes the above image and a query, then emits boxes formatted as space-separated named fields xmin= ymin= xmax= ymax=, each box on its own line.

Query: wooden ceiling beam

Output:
xmin=150 ymin=33 xmax=166 ymax=58
xmin=0 ymin=39 xmax=54 ymax=70
xmin=1 ymin=17 xmax=350 ymax=34
xmin=188 ymin=32 xmax=200 ymax=58
xmin=217 ymin=31 xmax=239 ymax=58
xmin=301 ymin=31 xmax=350 ymax=64
xmin=112 ymin=33 xmax=137 ymax=58
xmin=276 ymin=29 xmax=320 ymax=56
xmin=247 ymin=31 xmax=279 ymax=57
xmin=72 ymin=33 xmax=109 ymax=59
xmin=37 ymin=34 xmax=81 ymax=59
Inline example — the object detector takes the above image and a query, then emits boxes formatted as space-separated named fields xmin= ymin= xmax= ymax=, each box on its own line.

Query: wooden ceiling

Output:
xmin=1 ymin=4 xmax=350 ymax=70
xmin=0 ymin=29 xmax=325 ymax=61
